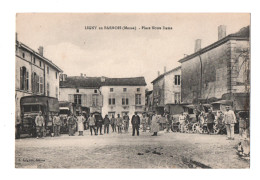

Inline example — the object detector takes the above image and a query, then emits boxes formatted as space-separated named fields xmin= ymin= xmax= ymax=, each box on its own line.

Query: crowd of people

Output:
xmin=34 ymin=105 xmax=249 ymax=141
xmin=34 ymin=111 xmax=164 ymax=138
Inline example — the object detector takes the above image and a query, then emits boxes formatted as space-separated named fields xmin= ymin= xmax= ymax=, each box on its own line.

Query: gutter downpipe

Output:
xmin=198 ymin=54 xmax=203 ymax=100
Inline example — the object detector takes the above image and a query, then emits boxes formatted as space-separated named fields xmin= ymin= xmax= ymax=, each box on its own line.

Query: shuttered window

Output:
xmin=135 ymin=94 xmax=141 ymax=105
xmin=20 ymin=67 xmax=29 ymax=91
xmin=74 ymin=94 xmax=81 ymax=104
xmin=174 ymin=75 xmax=181 ymax=85
xmin=47 ymin=82 xmax=50 ymax=96
xmin=39 ymin=76 xmax=43 ymax=94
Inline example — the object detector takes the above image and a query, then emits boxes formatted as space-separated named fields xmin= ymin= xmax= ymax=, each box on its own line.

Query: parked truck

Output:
xmin=16 ymin=95 xmax=59 ymax=139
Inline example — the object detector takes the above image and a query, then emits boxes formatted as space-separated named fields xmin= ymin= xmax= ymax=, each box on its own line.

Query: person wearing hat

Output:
xmin=223 ymin=106 xmax=237 ymax=140
xmin=111 ymin=114 xmax=117 ymax=132
xmin=53 ymin=113 xmax=62 ymax=136
xmin=103 ymin=114 xmax=110 ymax=134
xmin=35 ymin=111 xmax=45 ymax=138
xmin=68 ymin=113 xmax=76 ymax=136
xmin=131 ymin=112 xmax=141 ymax=136
xmin=116 ymin=114 xmax=123 ymax=134
xmin=87 ymin=114 xmax=97 ymax=135
xmin=206 ymin=108 xmax=215 ymax=135
xmin=123 ymin=113 xmax=130 ymax=133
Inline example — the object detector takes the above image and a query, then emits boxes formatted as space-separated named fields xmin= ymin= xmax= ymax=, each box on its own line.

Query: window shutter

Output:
xmin=81 ymin=94 xmax=87 ymax=106
xmin=68 ymin=94 xmax=73 ymax=103
xmin=19 ymin=68 xmax=22 ymax=90
xmin=86 ymin=94 xmax=92 ymax=107
xmin=31 ymin=73 xmax=34 ymax=93
xmin=26 ymin=71 xmax=29 ymax=90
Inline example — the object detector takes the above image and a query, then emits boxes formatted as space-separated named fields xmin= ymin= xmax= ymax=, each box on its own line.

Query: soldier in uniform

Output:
xmin=68 ymin=113 xmax=76 ymax=136
xmin=87 ymin=114 xmax=97 ymax=136
xmin=131 ymin=112 xmax=141 ymax=136
xmin=116 ymin=114 xmax=123 ymax=134
xmin=35 ymin=111 xmax=45 ymax=139
xmin=224 ymin=106 xmax=237 ymax=140
xmin=111 ymin=115 xmax=117 ymax=132
xmin=103 ymin=115 xmax=110 ymax=134
xmin=53 ymin=113 xmax=62 ymax=136
xmin=123 ymin=113 xmax=130 ymax=133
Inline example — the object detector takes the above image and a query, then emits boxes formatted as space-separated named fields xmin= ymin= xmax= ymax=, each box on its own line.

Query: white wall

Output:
xmin=101 ymin=86 xmax=146 ymax=117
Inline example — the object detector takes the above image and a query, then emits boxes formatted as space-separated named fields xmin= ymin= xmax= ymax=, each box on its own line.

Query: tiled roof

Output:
xmin=60 ymin=76 xmax=146 ymax=88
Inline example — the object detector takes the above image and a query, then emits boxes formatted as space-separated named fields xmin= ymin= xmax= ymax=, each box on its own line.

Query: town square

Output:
xmin=14 ymin=13 xmax=250 ymax=169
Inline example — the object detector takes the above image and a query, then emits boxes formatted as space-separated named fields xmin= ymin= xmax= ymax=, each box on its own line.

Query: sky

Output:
xmin=16 ymin=13 xmax=250 ymax=90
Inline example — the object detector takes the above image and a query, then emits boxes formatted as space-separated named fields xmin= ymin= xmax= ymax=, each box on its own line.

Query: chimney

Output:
xmin=101 ymin=76 xmax=106 ymax=82
xmin=194 ymin=39 xmax=201 ymax=52
xmin=158 ymin=71 xmax=160 ymax=77
xmin=38 ymin=46 xmax=44 ymax=56
xmin=16 ymin=32 xmax=18 ymax=42
xmin=218 ymin=25 xmax=226 ymax=40
xmin=59 ymin=74 xmax=67 ymax=81
xmin=80 ymin=73 xmax=83 ymax=77
xmin=164 ymin=66 xmax=166 ymax=73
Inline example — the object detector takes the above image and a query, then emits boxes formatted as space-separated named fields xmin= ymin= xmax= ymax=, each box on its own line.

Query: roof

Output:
xmin=102 ymin=77 xmax=147 ymax=86
xmin=151 ymin=66 xmax=181 ymax=84
xmin=60 ymin=76 xmax=147 ymax=88
xmin=17 ymin=41 xmax=63 ymax=72
xmin=178 ymin=26 xmax=250 ymax=63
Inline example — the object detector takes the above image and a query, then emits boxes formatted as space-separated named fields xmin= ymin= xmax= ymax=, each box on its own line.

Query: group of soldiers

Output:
xmin=34 ymin=111 xmax=153 ymax=138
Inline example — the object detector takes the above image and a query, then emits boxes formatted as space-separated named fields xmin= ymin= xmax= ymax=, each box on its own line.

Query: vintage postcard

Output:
xmin=15 ymin=13 xmax=250 ymax=168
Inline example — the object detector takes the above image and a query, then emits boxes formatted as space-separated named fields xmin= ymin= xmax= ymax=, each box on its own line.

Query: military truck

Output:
xmin=16 ymin=95 xmax=59 ymax=139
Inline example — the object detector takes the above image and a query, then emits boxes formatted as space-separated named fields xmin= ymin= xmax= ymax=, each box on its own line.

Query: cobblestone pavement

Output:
xmin=15 ymin=128 xmax=250 ymax=168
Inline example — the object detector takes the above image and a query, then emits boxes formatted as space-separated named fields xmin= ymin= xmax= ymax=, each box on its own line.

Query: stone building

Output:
xmin=15 ymin=40 xmax=63 ymax=122
xmin=178 ymin=25 xmax=250 ymax=104
xmin=59 ymin=76 xmax=147 ymax=117
xmin=151 ymin=66 xmax=181 ymax=114
xmin=100 ymin=77 xmax=147 ymax=117
xmin=59 ymin=75 xmax=103 ymax=114
xmin=145 ymin=90 xmax=153 ymax=113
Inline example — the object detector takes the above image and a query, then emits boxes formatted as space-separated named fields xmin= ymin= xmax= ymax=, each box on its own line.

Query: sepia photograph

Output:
xmin=15 ymin=13 xmax=250 ymax=169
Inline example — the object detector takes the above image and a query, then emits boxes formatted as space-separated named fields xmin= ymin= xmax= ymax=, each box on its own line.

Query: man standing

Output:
xmin=123 ymin=114 xmax=130 ymax=133
xmin=111 ymin=115 xmax=117 ymax=132
xmin=96 ymin=114 xmax=104 ymax=135
xmin=224 ymin=106 xmax=237 ymax=140
xmin=76 ymin=113 xmax=85 ymax=136
xmin=116 ymin=114 xmax=123 ymax=134
xmin=131 ymin=112 xmax=140 ymax=136
xmin=103 ymin=115 xmax=110 ymax=134
xmin=53 ymin=113 xmax=62 ymax=136
xmin=68 ymin=113 xmax=76 ymax=136
xmin=207 ymin=108 xmax=215 ymax=135
xmin=35 ymin=111 xmax=45 ymax=139
xmin=87 ymin=114 xmax=97 ymax=136
xmin=179 ymin=112 xmax=186 ymax=133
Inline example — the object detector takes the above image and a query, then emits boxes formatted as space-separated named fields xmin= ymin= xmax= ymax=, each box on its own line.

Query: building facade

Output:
xmin=145 ymin=90 xmax=153 ymax=113
xmin=151 ymin=66 xmax=181 ymax=114
xmin=15 ymin=40 xmax=62 ymax=122
xmin=59 ymin=76 xmax=147 ymax=117
xmin=179 ymin=25 xmax=250 ymax=104
xmin=59 ymin=76 xmax=103 ymax=114
xmin=100 ymin=77 xmax=146 ymax=117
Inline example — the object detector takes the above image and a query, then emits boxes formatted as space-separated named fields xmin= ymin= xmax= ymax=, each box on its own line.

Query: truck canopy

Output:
xmin=20 ymin=95 xmax=59 ymax=113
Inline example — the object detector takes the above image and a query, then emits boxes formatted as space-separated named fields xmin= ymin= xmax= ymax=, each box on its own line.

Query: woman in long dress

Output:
xmin=150 ymin=114 xmax=160 ymax=136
